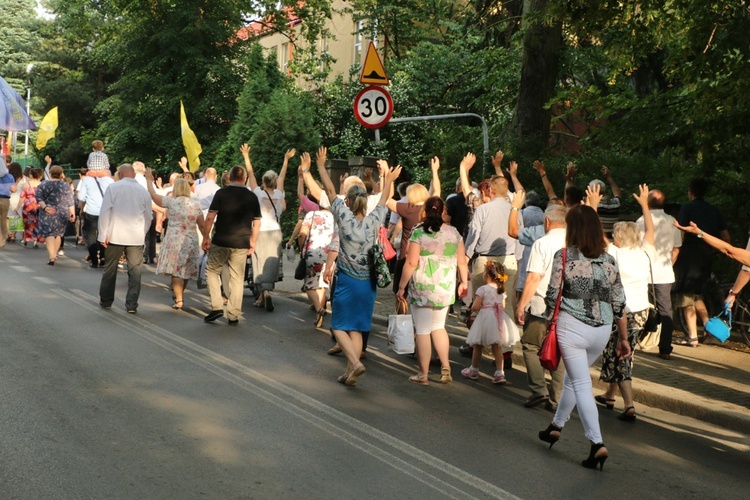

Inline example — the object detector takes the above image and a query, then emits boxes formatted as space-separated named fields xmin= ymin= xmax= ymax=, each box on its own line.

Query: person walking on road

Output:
xmin=36 ymin=165 xmax=76 ymax=265
xmin=396 ymin=196 xmax=469 ymax=386
xmin=145 ymin=172 xmax=204 ymax=310
xmin=201 ymin=165 xmax=261 ymax=325
xmin=300 ymin=149 xmax=401 ymax=386
xmin=537 ymin=204 xmax=628 ymax=471
xmin=77 ymin=164 xmax=115 ymax=267
xmin=97 ymin=164 xmax=153 ymax=313
xmin=596 ymin=184 xmax=655 ymax=422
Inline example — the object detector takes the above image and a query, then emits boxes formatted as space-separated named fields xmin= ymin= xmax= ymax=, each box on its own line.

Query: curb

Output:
xmin=282 ymin=291 xmax=750 ymax=434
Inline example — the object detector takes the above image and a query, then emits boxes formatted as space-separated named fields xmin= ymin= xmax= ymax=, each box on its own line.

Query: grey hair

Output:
xmin=545 ymin=204 xmax=567 ymax=225
xmin=262 ymin=170 xmax=278 ymax=189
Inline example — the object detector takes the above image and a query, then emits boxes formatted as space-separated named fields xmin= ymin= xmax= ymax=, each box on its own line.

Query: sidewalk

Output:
xmin=274 ymin=259 xmax=750 ymax=434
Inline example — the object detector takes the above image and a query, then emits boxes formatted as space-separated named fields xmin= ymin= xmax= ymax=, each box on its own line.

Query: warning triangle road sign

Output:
xmin=359 ymin=42 xmax=390 ymax=85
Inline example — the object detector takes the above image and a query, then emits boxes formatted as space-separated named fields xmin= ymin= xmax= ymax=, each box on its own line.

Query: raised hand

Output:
xmin=145 ymin=167 xmax=155 ymax=183
xmin=565 ymin=162 xmax=577 ymax=180
xmin=512 ymin=189 xmax=525 ymax=210
xmin=240 ymin=144 xmax=250 ymax=157
xmin=508 ymin=160 xmax=518 ymax=177
xmin=673 ymin=220 xmax=701 ymax=235
xmin=460 ymin=153 xmax=476 ymax=171
xmin=430 ymin=156 xmax=440 ymax=172
xmin=601 ymin=166 xmax=611 ymax=178
xmin=299 ymin=152 xmax=311 ymax=171
xmin=385 ymin=164 xmax=403 ymax=184
xmin=284 ymin=148 xmax=296 ymax=161
xmin=178 ymin=157 xmax=188 ymax=172
xmin=632 ymin=183 xmax=649 ymax=207
xmin=316 ymin=146 xmax=327 ymax=169
xmin=533 ymin=160 xmax=546 ymax=175
xmin=491 ymin=150 xmax=504 ymax=169
xmin=584 ymin=183 xmax=602 ymax=210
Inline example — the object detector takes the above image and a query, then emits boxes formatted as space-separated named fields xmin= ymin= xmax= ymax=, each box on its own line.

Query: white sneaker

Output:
xmin=57 ymin=250 xmax=64 ymax=256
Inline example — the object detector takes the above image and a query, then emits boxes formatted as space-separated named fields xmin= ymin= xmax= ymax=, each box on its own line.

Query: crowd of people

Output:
xmin=2 ymin=140 xmax=745 ymax=472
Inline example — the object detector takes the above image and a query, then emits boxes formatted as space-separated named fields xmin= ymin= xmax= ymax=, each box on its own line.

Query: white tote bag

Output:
xmin=197 ymin=252 xmax=208 ymax=289
xmin=388 ymin=314 xmax=415 ymax=354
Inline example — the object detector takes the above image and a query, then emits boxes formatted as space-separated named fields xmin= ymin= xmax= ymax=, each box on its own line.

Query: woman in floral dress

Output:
xmin=145 ymin=172 xmax=204 ymax=310
xmin=18 ymin=168 xmax=44 ymax=246
xmin=396 ymin=196 xmax=470 ymax=385
xmin=298 ymin=208 xmax=335 ymax=327
xmin=36 ymin=166 xmax=76 ymax=265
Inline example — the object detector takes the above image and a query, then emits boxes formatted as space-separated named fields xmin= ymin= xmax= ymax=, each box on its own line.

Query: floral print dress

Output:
xmin=156 ymin=196 xmax=202 ymax=280
xmin=19 ymin=185 xmax=41 ymax=243
xmin=300 ymin=210 xmax=335 ymax=290
xmin=407 ymin=224 xmax=463 ymax=308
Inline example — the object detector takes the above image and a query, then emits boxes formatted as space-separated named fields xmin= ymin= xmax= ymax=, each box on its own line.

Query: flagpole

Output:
xmin=24 ymin=64 xmax=33 ymax=155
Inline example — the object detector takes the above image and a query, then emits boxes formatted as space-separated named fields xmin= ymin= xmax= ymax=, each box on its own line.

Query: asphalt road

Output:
xmin=0 ymin=243 xmax=748 ymax=499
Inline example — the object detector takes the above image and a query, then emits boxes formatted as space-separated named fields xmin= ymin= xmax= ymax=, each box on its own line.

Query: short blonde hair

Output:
xmin=171 ymin=178 xmax=191 ymax=198
xmin=262 ymin=170 xmax=278 ymax=189
xmin=613 ymin=221 xmax=641 ymax=249
xmin=406 ymin=183 xmax=429 ymax=205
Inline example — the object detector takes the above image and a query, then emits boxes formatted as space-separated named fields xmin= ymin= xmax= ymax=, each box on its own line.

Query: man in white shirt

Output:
xmin=515 ymin=204 xmax=567 ymax=410
xmin=194 ymin=167 xmax=221 ymax=217
xmin=636 ymin=189 xmax=681 ymax=359
xmin=77 ymin=170 xmax=114 ymax=267
xmin=98 ymin=164 xmax=153 ymax=313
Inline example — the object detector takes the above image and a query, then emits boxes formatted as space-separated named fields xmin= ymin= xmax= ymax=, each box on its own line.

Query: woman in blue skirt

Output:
xmin=300 ymin=148 xmax=401 ymax=386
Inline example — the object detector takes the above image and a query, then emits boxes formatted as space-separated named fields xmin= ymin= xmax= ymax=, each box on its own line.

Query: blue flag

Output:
xmin=0 ymin=76 xmax=37 ymax=131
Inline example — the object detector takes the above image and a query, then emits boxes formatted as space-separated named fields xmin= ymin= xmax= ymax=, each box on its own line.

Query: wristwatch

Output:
xmin=511 ymin=207 xmax=519 ymax=212
xmin=697 ymin=231 xmax=704 ymax=239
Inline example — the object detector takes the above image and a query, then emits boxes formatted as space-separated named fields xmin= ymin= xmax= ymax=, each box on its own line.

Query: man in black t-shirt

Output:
xmin=201 ymin=166 xmax=261 ymax=325
xmin=445 ymin=178 xmax=470 ymax=239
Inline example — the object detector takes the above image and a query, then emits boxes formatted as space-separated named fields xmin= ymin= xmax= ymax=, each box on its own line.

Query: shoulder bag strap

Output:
xmin=264 ymin=189 xmax=279 ymax=223
xmin=551 ymin=248 xmax=567 ymax=321
xmin=643 ymin=250 xmax=657 ymax=304
xmin=301 ymin=211 xmax=315 ymax=258
xmin=93 ymin=177 xmax=105 ymax=198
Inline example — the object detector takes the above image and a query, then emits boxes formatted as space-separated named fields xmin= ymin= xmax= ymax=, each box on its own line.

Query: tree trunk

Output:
xmin=510 ymin=0 xmax=562 ymax=153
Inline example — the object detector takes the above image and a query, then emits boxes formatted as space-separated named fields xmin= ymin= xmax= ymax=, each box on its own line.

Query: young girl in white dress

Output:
xmin=461 ymin=261 xmax=509 ymax=384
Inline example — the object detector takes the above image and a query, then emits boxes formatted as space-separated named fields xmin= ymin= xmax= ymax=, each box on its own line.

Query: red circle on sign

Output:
xmin=353 ymin=86 xmax=394 ymax=129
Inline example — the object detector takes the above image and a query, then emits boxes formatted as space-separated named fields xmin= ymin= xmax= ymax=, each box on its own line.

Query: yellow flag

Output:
xmin=180 ymin=101 xmax=202 ymax=173
xmin=36 ymin=107 xmax=58 ymax=149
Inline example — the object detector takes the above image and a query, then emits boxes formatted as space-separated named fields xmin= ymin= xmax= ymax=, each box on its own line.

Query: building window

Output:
xmin=281 ymin=42 xmax=290 ymax=73
xmin=353 ymin=21 xmax=364 ymax=65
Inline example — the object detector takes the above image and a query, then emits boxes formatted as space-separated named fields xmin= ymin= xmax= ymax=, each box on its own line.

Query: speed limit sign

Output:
xmin=353 ymin=86 xmax=394 ymax=129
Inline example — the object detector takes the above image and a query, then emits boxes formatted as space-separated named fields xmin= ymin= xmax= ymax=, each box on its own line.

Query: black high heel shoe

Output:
xmin=581 ymin=443 xmax=608 ymax=471
xmin=618 ymin=406 xmax=636 ymax=422
xmin=595 ymin=395 xmax=615 ymax=410
xmin=538 ymin=423 xmax=562 ymax=449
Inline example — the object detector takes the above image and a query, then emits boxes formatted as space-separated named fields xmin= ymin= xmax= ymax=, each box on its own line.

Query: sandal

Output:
xmin=440 ymin=366 xmax=452 ymax=384
xmin=409 ymin=374 xmax=429 ymax=385
xmin=172 ymin=300 xmax=184 ymax=310
xmin=618 ymin=406 xmax=637 ymax=422
xmin=345 ymin=363 xmax=366 ymax=386
xmin=595 ymin=395 xmax=615 ymax=410
xmin=315 ymin=308 xmax=327 ymax=328
xmin=675 ymin=338 xmax=699 ymax=347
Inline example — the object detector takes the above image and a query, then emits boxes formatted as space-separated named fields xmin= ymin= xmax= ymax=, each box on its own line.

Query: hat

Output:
xmin=588 ymin=179 xmax=606 ymax=192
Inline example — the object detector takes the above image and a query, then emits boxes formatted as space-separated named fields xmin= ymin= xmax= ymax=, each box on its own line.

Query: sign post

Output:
xmin=353 ymin=42 xmax=392 ymax=133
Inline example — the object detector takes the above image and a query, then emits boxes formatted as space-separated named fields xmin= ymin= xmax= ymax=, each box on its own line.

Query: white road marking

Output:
xmin=10 ymin=266 xmax=33 ymax=273
xmin=62 ymin=288 xmax=519 ymax=500
xmin=33 ymin=277 xmax=59 ymax=284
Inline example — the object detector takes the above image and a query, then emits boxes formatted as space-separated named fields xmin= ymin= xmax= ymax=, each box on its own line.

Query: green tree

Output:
xmin=0 ymin=0 xmax=41 ymax=90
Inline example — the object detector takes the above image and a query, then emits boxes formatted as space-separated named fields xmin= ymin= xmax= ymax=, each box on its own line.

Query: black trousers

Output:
xmin=654 ymin=283 xmax=674 ymax=355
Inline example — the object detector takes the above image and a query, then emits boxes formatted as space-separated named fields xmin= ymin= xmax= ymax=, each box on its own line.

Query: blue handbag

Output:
xmin=704 ymin=303 xmax=732 ymax=343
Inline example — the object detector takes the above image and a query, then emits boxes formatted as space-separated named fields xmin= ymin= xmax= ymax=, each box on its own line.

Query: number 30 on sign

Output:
xmin=353 ymin=86 xmax=394 ymax=129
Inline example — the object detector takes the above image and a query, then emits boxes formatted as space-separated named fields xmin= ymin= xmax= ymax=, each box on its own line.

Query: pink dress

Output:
xmin=466 ymin=285 xmax=507 ymax=347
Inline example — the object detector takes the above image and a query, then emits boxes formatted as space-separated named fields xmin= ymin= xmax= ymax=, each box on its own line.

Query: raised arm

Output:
xmin=459 ymin=153 xmax=476 ymax=199
xmin=299 ymin=152 xmax=323 ymax=203
xmin=378 ymin=163 xmax=402 ymax=207
xmin=507 ymin=160 xmax=524 ymax=193
xmin=313 ymin=147 xmax=337 ymax=203
xmin=583 ymin=183 xmax=602 ymax=212
xmin=240 ymin=143 xmax=258 ymax=190
xmin=377 ymin=160 xmax=399 ymax=212
xmin=178 ymin=157 xmax=189 ymax=173
xmin=674 ymin=221 xmax=750 ymax=267
xmin=278 ymin=148 xmax=295 ymax=193
xmin=491 ymin=150 xmax=504 ymax=176
xmin=145 ymin=169 xmax=165 ymax=207
xmin=296 ymin=171 xmax=305 ymax=202
xmin=601 ymin=166 xmax=622 ymax=198
xmin=633 ymin=184 xmax=654 ymax=246
xmin=564 ymin=162 xmax=577 ymax=190
xmin=533 ymin=160 xmax=556 ymax=200
xmin=508 ymin=190 xmax=525 ymax=239
xmin=428 ymin=156 xmax=441 ymax=198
